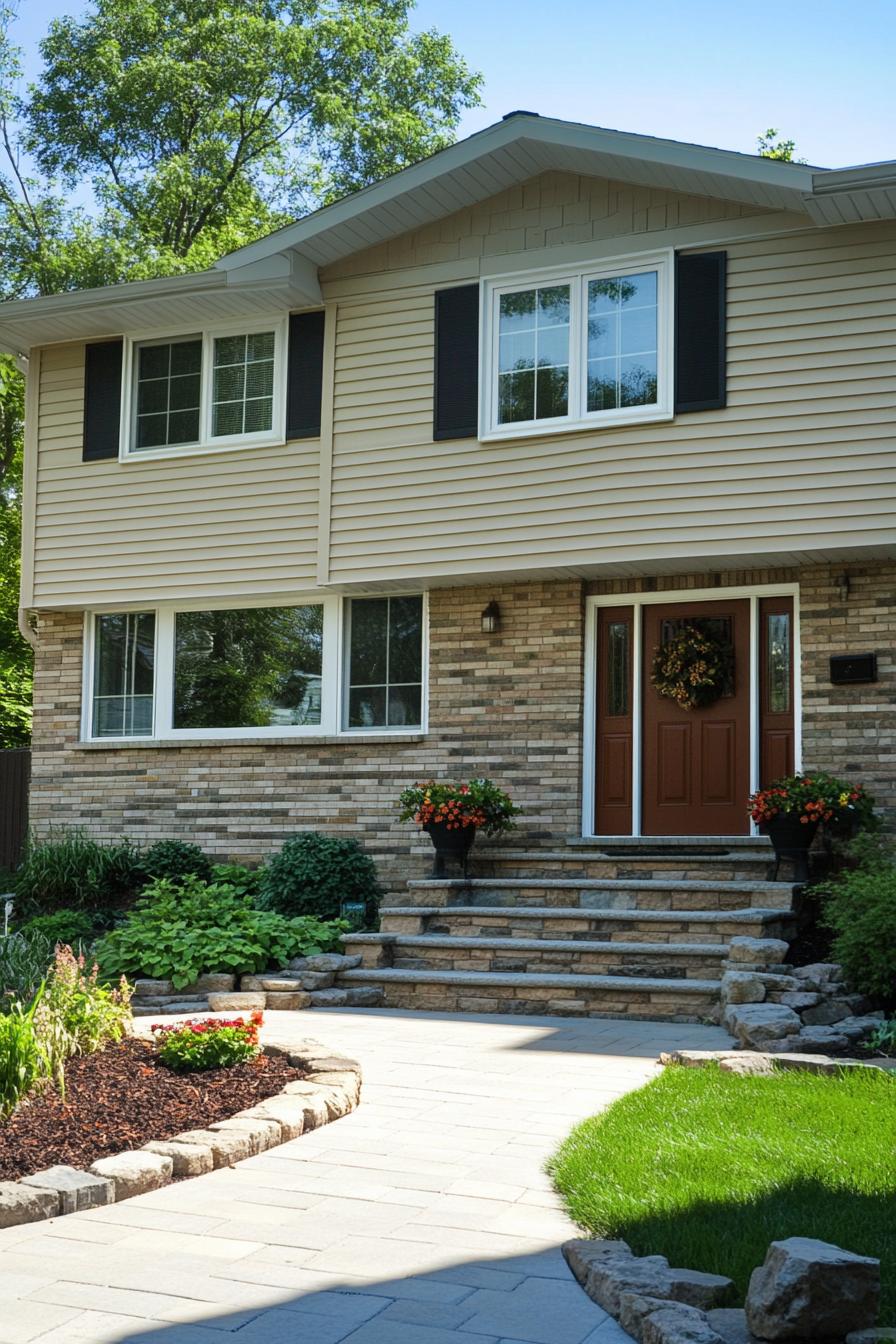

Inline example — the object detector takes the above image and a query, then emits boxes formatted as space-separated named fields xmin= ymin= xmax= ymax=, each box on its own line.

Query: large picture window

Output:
xmin=174 ymin=606 xmax=323 ymax=730
xmin=86 ymin=596 xmax=425 ymax=740
xmin=126 ymin=319 xmax=286 ymax=458
xmin=482 ymin=252 xmax=672 ymax=439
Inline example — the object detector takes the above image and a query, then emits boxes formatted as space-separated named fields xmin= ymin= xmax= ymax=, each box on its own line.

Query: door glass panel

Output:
xmin=767 ymin=613 xmax=790 ymax=714
xmin=606 ymin=621 xmax=629 ymax=716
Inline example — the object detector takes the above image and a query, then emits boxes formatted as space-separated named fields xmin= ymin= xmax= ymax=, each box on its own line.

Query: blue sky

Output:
xmin=10 ymin=0 xmax=896 ymax=168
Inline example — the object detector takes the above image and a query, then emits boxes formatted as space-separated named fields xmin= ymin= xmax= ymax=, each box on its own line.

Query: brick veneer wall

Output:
xmin=28 ymin=580 xmax=585 ymax=886
xmin=799 ymin=561 xmax=896 ymax=826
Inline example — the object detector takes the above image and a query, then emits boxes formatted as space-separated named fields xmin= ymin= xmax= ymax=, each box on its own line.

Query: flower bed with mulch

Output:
xmin=0 ymin=1036 xmax=302 ymax=1182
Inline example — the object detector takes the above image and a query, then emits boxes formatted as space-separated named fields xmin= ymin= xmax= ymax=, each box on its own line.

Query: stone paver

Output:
xmin=0 ymin=1008 xmax=730 ymax=1343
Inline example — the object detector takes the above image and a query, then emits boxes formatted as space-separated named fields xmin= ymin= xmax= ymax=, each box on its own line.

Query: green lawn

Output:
xmin=549 ymin=1064 xmax=896 ymax=1319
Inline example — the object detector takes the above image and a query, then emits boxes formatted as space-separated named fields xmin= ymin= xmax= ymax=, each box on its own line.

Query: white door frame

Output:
xmin=582 ymin=582 xmax=802 ymax=838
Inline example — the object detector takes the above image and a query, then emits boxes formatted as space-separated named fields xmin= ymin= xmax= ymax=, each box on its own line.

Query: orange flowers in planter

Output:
xmin=397 ymin=778 xmax=520 ymax=836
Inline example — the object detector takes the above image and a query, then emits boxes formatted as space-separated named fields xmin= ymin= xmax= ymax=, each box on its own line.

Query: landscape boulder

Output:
xmin=206 ymin=992 xmax=266 ymax=1012
xmin=745 ymin=1237 xmax=880 ymax=1339
xmin=728 ymin=938 xmax=789 ymax=966
xmin=724 ymin=1003 xmax=801 ymax=1048
xmin=720 ymin=972 xmax=766 ymax=1005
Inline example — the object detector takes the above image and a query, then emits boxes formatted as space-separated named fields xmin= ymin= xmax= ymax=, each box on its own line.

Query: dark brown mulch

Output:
xmin=0 ymin=1037 xmax=302 ymax=1182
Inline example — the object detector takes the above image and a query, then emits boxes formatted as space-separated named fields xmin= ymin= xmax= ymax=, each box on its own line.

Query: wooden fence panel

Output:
xmin=0 ymin=749 xmax=30 ymax=874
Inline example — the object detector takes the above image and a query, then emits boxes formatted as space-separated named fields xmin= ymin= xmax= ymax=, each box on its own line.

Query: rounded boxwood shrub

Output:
xmin=141 ymin=839 xmax=213 ymax=885
xmin=259 ymin=832 xmax=382 ymax=923
xmin=823 ymin=861 xmax=896 ymax=1005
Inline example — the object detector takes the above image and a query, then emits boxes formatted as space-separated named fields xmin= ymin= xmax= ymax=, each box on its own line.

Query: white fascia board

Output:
xmin=214 ymin=114 xmax=819 ymax=273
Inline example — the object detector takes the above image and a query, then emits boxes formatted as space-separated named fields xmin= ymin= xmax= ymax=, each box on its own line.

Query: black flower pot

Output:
xmin=424 ymin=821 xmax=477 ymax=878
xmin=762 ymin=813 xmax=819 ymax=885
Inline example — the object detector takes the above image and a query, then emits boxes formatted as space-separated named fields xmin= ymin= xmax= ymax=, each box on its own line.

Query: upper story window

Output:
xmin=126 ymin=318 xmax=286 ymax=459
xmin=481 ymin=252 xmax=673 ymax=440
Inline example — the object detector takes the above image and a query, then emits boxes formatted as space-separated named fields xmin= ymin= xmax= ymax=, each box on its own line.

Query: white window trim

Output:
xmin=81 ymin=593 xmax=429 ymax=743
xmin=341 ymin=593 xmax=430 ymax=734
xmin=119 ymin=315 xmax=289 ymax=463
xmin=479 ymin=249 xmax=674 ymax=442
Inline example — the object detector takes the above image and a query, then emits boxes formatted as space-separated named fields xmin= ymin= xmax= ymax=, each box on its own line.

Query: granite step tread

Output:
xmin=381 ymin=904 xmax=793 ymax=924
xmin=475 ymin=848 xmax=772 ymax=863
xmin=338 ymin=967 xmax=721 ymax=994
xmin=344 ymin=933 xmax=729 ymax=956
xmin=566 ymin=835 xmax=771 ymax=850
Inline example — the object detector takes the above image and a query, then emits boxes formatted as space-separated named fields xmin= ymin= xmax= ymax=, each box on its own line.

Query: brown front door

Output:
xmin=641 ymin=599 xmax=751 ymax=836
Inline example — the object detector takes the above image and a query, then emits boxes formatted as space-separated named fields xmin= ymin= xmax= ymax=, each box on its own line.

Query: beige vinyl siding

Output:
xmin=32 ymin=343 xmax=321 ymax=605
xmin=323 ymin=213 xmax=896 ymax=583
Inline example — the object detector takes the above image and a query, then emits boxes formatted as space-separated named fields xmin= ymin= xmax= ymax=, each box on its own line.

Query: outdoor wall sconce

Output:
xmin=836 ymin=572 xmax=851 ymax=603
xmin=480 ymin=601 xmax=501 ymax=634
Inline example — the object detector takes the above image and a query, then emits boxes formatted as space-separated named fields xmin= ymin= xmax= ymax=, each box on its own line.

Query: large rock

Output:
xmin=641 ymin=1303 xmax=727 ymax=1344
xmin=90 ymin=1150 xmax=172 ymax=1200
xmin=20 ymin=1165 xmax=113 ymax=1214
xmin=206 ymin=992 xmax=265 ymax=1012
xmin=801 ymin=999 xmax=854 ymax=1026
xmin=728 ymin=938 xmax=789 ymax=966
xmin=718 ymin=1055 xmax=775 ymax=1077
xmin=745 ymin=1238 xmax=880 ymax=1339
xmin=0 ymin=1180 xmax=59 ymax=1226
xmin=288 ymin=953 xmax=361 ymax=972
xmin=345 ymin=986 xmax=385 ymax=1006
xmin=180 ymin=973 xmax=234 ymax=994
xmin=310 ymin=988 xmax=349 ymax=1007
xmin=774 ymin=992 xmax=822 ymax=1012
xmin=725 ymin=1003 xmax=801 ymax=1048
xmin=563 ymin=1238 xmax=632 ymax=1287
xmin=794 ymin=1024 xmax=850 ymax=1053
xmin=264 ymin=991 xmax=311 ymax=1010
xmin=791 ymin=963 xmax=844 ymax=992
xmin=706 ymin=1308 xmax=762 ymax=1343
xmin=720 ymin=972 xmax=766 ymax=1005
xmin=562 ymin=1239 xmax=732 ymax=1316
xmin=133 ymin=978 xmax=175 ymax=996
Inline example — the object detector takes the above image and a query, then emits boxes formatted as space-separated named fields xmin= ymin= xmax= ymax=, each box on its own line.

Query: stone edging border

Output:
xmin=0 ymin=1036 xmax=360 ymax=1229
xmin=659 ymin=1047 xmax=896 ymax=1077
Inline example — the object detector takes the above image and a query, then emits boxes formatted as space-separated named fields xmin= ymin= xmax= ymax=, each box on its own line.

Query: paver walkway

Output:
xmin=0 ymin=1008 xmax=731 ymax=1344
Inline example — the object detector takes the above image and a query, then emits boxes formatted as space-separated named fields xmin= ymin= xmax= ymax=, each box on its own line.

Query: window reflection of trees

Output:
xmin=173 ymin=606 xmax=323 ymax=729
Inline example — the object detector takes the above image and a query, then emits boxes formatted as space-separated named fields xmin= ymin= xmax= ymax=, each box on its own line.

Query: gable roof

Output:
xmin=0 ymin=111 xmax=893 ymax=356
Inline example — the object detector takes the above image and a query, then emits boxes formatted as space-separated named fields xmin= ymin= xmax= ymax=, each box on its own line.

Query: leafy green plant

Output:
xmin=152 ymin=1011 xmax=262 ymax=1072
xmin=18 ymin=909 xmax=100 ymax=950
xmin=210 ymin=863 xmax=262 ymax=901
xmin=95 ymin=875 xmax=346 ymax=989
xmin=0 ymin=930 xmax=52 ymax=1012
xmin=259 ymin=833 xmax=382 ymax=923
xmin=14 ymin=827 xmax=142 ymax=915
xmin=0 ymin=994 xmax=45 ymax=1119
xmin=141 ymin=839 xmax=212 ymax=884
xmin=822 ymin=863 xmax=896 ymax=1002
xmin=866 ymin=1020 xmax=896 ymax=1058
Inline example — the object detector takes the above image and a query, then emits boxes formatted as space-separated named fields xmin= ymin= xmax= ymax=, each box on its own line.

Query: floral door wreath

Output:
xmin=650 ymin=622 xmax=734 ymax=710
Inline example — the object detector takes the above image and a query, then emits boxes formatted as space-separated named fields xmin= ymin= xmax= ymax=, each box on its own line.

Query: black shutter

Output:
xmin=286 ymin=310 xmax=325 ymax=439
xmin=674 ymin=251 xmax=727 ymax=412
xmin=82 ymin=339 xmax=123 ymax=462
xmin=433 ymin=283 xmax=479 ymax=441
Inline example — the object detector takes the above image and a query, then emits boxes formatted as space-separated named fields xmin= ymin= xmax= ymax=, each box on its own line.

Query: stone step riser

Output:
xmin=389 ymin=949 xmax=724 ymax=980
xmin=399 ymin=883 xmax=790 ymax=913
xmin=350 ymin=979 xmax=716 ymax=1022
xmin=381 ymin=912 xmax=795 ymax=943
xmin=470 ymin=859 xmax=774 ymax=882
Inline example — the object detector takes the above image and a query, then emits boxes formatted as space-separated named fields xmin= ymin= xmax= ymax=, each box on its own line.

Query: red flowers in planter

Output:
xmin=150 ymin=1011 xmax=263 ymax=1072
xmin=397 ymin=778 xmax=520 ymax=835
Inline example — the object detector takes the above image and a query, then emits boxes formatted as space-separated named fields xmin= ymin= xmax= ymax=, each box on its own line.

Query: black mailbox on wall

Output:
xmin=829 ymin=653 xmax=878 ymax=685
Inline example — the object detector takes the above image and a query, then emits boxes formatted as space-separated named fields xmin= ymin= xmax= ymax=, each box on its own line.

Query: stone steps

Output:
xmin=336 ymin=966 xmax=721 ymax=1020
xmin=378 ymin=904 xmax=796 ymax=943
xmin=470 ymin=847 xmax=774 ymax=882
xmin=343 ymin=932 xmax=728 ymax=979
xmin=394 ymin=876 xmax=792 ymax=913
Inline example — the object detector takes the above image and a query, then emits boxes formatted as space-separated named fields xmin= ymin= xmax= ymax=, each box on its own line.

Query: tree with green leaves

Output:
xmin=0 ymin=0 xmax=481 ymax=746
xmin=757 ymin=128 xmax=806 ymax=164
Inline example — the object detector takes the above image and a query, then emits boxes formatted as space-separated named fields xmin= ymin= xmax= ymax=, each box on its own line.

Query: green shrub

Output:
xmin=18 ymin=909 xmax=100 ymax=950
xmin=141 ymin=839 xmax=212 ymax=885
xmin=0 ymin=995 xmax=45 ymax=1120
xmin=259 ymin=832 xmax=381 ymax=923
xmin=823 ymin=863 xmax=896 ymax=1002
xmin=0 ymin=930 xmax=53 ymax=1011
xmin=866 ymin=1019 xmax=896 ymax=1058
xmin=95 ymin=875 xmax=347 ymax=989
xmin=152 ymin=1012 xmax=262 ymax=1072
xmin=15 ymin=827 xmax=142 ymax=915
xmin=210 ymin=863 xmax=262 ymax=901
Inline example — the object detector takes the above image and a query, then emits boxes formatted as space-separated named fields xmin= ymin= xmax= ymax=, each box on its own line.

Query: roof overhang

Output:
xmin=0 ymin=112 xmax=893 ymax=356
